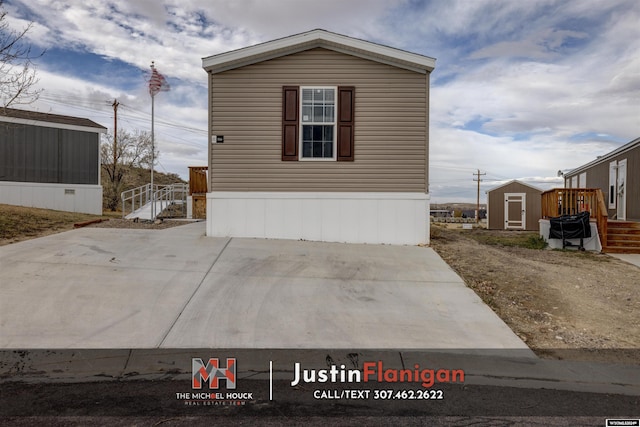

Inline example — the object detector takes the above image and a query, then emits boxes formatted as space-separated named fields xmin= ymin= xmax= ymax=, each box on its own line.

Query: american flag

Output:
xmin=149 ymin=63 xmax=170 ymax=96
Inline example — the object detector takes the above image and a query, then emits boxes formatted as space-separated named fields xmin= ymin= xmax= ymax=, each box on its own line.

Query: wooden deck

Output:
xmin=541 ymin=188 xmax=640 ymax=253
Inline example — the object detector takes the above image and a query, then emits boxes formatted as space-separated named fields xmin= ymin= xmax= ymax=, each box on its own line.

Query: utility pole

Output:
xmin=473 ymin=169 xmax=486 ymax=223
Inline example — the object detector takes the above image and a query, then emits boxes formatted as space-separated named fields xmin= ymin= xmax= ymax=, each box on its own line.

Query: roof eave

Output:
xmin=486 ymin=179 xmax=543 ymax=194
xmin=202 ymin=29 xmax=435 ymax=74
xmin=0 ymin=115 xmax=107 ymax=134
xmin=565 ymin=137 xmax=640 ymax=177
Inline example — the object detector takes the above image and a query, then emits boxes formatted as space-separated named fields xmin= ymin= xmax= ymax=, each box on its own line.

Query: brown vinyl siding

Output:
xmin=209 ymin=48 xmax=428 ymax=192
xmin=565 ymin=143 xmax=640 ymax=220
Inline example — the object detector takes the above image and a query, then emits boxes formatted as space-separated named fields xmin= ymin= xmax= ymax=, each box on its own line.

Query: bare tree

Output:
xmin=101 ymin=129 xmax=158 ymax=211
xmin=0 ymin=1 xmax=44 ymax=108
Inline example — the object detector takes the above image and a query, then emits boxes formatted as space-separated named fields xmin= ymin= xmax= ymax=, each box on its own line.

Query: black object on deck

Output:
xmin=549 ymin=211 xmax=591 ymax=250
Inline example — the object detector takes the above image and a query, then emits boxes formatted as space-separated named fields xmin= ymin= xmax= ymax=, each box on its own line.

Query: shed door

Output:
xmin=504 ymin=193 xmax=526 ymax=230
xmin=617 ymin=159 xmax=627 ymax=221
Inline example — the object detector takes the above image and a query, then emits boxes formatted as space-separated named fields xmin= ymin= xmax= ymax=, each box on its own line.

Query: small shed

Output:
xmin=0 ymin=107 xmax=106 ymax=214
xmin=486 ymin=180 xmax=542 ymax=230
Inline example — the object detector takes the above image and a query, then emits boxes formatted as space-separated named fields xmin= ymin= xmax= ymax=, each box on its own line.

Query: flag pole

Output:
xmin=148 ymin=61 xmax=169 ymax=220
xmin=150 ymin=61 xmax=156 ymax=219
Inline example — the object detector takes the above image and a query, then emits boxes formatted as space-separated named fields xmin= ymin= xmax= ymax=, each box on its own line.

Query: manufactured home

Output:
xmin=563 ymin=137 xmax=639 ymax=222
xmin=201 ymin=29 xmax=435 ymax=245
xmin=0 ymin=108 xmax=106 ymax=214
xmin=541 ymin=137 xmax=640 ymax=253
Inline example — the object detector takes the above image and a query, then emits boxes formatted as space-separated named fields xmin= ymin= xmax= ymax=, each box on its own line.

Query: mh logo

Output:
xmin=192 ymin=358 xmax=237 ymax=390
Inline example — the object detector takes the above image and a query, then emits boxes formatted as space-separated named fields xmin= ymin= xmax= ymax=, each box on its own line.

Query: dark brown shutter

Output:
xmin=337 ymin=86 xmax=355 ymax=161
xmin=282 ymin=86 xmax=299 ymax=161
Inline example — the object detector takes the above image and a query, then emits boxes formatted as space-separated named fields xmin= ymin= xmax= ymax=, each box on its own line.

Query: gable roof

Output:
xmin=0 ymin=107 xmax=107 ymax=133
xmin=202 ymin=29 xmax=436 ymax=74
xmin=565 ymin=136 xmax=640 ymax=177
xmin=486 ymin=179 xmax=543 ymax=194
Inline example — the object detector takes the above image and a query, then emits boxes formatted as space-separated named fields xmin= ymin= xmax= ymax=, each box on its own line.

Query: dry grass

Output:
xmin=0 ymin=204 xmax=109 ymax=246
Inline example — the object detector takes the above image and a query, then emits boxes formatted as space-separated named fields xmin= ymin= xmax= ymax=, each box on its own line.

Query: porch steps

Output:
xmin=604 ymin=221 xmax=640 ymax=254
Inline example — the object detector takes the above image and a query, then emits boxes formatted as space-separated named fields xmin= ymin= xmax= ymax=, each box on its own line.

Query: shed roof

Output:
xmin=565 ymin=137 xmax=640 ymax=177
xmin=0 ymin=107 xmax=107 ymax=133
xmin=485 ymin=179 xmax=543 ymax=194
xmin=202 ymin=29 xmax=436 ymax=74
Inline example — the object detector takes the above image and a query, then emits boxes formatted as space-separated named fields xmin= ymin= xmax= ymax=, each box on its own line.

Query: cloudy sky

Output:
xmin=3 ymin=0 xmax=639 ymax=203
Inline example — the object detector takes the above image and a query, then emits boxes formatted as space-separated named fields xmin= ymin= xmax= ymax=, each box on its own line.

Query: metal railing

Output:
xmin=121 ymin=183 xmax=156 ymax=218
xmin=121 ymin=183 xmax=188 ymax=220
xmin=154 ymin=183 xmax=188 ymax=219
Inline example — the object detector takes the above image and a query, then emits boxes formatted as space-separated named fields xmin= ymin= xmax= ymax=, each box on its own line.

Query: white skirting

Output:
xmin=0 ymin=181 xmax=103 ymax=215
xmin=207 ymin=192 xmax=430 ymax=245
xmin=539 ymin=219 xmax=602 ymax=252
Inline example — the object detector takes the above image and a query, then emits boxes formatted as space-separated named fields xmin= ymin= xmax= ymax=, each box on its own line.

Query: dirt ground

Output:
xmin=430 ymin=224 xmax=639 ymax=365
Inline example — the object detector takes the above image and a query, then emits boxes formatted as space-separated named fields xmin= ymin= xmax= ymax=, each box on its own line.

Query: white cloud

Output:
xmin=3 ymin=0 xmax=638 ymax=196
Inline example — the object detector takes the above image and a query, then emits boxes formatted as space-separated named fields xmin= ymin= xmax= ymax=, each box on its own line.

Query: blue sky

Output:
xmin=3 ymin=0 xmax=639 ymax=203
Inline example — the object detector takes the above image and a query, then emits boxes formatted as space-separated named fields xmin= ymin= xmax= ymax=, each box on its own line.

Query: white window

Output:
xmin=579 ymin=172 xmax=587 ymax=188
xmin=300 ymin=87 xmax=336 ymax=160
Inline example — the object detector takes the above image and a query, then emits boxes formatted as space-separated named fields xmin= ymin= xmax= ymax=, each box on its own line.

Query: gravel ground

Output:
xmin=430 ymin=224 xmax=640 ymax=365
xmin=86 ymin=217 xmax=197 ymax=230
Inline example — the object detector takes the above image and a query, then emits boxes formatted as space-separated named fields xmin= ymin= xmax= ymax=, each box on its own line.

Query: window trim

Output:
xmin=298 ymin=86 xmax=337 ymax=161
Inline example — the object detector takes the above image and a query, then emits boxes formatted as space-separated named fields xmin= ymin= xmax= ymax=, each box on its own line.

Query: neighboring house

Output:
xmin=486 ymin=180 xmax=542 ymax=231
xmin=563 ymin=137 xmax=639 ymax=221
xmin=201 ymin=29 xmax=435 ymax=245
xmin=540 ymin=137 xmax=640 ymax=253
xmin=0 ymin=108 xmax=106 ymax=215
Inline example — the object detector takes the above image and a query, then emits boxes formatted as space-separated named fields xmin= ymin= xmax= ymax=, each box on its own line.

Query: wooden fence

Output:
xmin=188 ymin=166 xmax=208 ymax=219
xmin=189 ymin=166 xmax=208 ymax=195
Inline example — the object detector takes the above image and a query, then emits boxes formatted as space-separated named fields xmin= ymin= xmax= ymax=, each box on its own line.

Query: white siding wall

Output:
xmin=0 ymin=181 xmax=102 ymax=215
xmin=207 ymin=192 xmax=429 ymax=245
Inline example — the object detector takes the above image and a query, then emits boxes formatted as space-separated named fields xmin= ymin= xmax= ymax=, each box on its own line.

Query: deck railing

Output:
xmin=541 ymin=188 xmax=608 ymax=247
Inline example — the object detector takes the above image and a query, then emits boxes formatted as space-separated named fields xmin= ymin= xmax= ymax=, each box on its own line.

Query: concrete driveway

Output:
xmin=0 ymin=222 xmax=528 ymax=349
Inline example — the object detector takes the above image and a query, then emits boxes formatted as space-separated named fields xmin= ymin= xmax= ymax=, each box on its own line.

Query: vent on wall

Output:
xmin=65 ymin=189 xmax=75 ymax=195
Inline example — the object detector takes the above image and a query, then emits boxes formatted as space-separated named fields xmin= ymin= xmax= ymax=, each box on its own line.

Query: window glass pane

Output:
xmin=302 ymin=141 xmax=312 ymax=157
xmin=302 ymin=106 xmax=311 ymax=122
xmin=312 ymin=125 xmax=323 ymax=141
xmin=313 ymin=106 xmax=324 ymax=122
xmin=324 ymin=125 xmax=333 ymax=142
xmin=325 ymin=105 xmax=334 ymax=122
xmin=323 ymin=140 xmax=333 ymax=158
xmin=325 ymin=89 xmax=334 ymax=102
xmin=302 ymin=89 xmax=313 ymax=102
xmin=314 ymin=88 xmax=324 ymax=102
